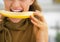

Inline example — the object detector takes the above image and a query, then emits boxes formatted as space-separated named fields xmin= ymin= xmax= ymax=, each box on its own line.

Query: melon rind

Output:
xmin=0 ymin=10 xmax=34 ymax=19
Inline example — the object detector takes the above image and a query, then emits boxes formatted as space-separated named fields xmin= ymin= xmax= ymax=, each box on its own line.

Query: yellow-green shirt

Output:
xmin=0 ymin=18 xmax=36 ymax=42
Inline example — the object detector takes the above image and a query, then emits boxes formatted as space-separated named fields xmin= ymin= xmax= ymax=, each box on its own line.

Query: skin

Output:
xmin=0 ymin=0 xmax=48 ymax=42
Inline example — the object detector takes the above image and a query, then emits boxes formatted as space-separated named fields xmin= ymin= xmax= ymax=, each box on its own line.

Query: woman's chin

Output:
xmin=8 ymin=18 xmax=22 ymax=23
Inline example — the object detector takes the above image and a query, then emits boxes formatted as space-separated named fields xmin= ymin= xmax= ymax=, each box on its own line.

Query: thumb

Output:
xmin=0 ymin=14 xmax=3 ymax=21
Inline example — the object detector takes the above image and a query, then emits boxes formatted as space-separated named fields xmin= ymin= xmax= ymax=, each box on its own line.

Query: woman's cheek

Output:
xmin=5 ymin=4 xmax=10 ymax=11
xmin=23 ymin=4 xmax=30 ymax=11
xmin=4 ymin=2 xmax=12 ymax=11
xmin=24 ymin=7 xmax=29 ymax=11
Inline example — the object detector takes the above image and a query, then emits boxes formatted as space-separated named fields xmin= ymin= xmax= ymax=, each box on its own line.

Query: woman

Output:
xmin=0 ymin=0 xmax=48 ymax=42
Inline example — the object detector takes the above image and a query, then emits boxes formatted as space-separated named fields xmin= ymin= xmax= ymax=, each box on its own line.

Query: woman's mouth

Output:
xmin=10 ymin=9 xmax=23 ymax=12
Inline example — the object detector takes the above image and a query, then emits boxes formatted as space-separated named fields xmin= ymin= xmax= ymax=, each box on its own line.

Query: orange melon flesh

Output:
xmin=0 ymin=10 xmax=34 ymax=19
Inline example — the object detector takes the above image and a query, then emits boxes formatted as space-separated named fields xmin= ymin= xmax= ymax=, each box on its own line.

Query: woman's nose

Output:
xmin=11 ymin=1 xmax=22 ymax=10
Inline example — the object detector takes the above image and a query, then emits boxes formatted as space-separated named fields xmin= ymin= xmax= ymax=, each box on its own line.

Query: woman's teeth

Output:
xmin=12 ymin=10 xmax=21 ymax=12
xmin=10 ymin=9 xmax=23 ymax=12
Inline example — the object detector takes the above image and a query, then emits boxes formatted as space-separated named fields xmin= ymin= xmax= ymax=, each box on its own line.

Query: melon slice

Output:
xmin=0 ymin=10 xmax=34 ymax=19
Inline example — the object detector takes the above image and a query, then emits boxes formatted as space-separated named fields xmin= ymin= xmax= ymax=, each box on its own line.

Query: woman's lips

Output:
xmin=10 ymin=9 xmax=23 ymax=12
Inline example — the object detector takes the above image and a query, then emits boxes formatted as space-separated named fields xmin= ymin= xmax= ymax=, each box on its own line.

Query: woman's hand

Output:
xmin=30 ymin=10 xmax=48 ymax=42
xmin=30 ymin=10 xmax=48 ymax=31
xmin=0 ymin=14 xmax=3 ymax=22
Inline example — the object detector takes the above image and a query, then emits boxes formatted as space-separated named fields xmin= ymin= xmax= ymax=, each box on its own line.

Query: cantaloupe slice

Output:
xmin=0 ymin=10 xmax=34 ymax=19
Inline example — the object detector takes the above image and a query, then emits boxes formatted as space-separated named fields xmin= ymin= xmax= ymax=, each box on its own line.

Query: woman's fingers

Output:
xmin=31 ymin=19 xmax=41 ymax=28
xmin=30 ymin=14 xmax=43 ymax=28
xmin=34 ymin=10 xmax=45 ymax=22
xmin=30 ymin=10 xmax=46 ymax=23
xmin=30 ymin=14 xmax=43 ymax=24
xmin=30 ymin=14 xmax=39 ymax=23
xmin=0 ymin=14 xmax=3 ymax=21
xmin=0 ymin=14 xmax=2 ymax=18
xmin=31 ymin=20 xmax=38 ymax=26
xmin=31 ymin=19 xmax=47 ymax=31
xmin=30 ymin=10 xmax=47 ymax=30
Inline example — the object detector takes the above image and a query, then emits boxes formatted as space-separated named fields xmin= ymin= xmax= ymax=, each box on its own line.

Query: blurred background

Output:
xmin=0 ymin=0 xmax=60 ymax=42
